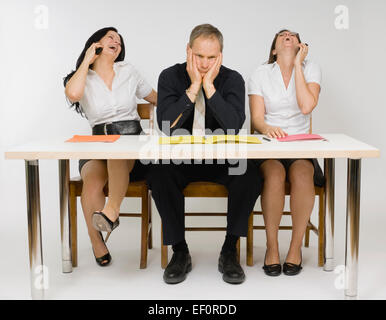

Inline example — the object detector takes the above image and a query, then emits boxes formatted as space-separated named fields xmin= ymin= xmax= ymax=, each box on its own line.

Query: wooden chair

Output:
xmin=247 ymin=117 xmax=326 ymax=267
xmin=160 ymin=181 xmax=241 ymax=268
xmin=69 ymin=103 xmax=154 ymax=269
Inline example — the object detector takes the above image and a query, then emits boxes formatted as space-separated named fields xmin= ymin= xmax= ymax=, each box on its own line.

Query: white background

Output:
xmin=0 ymin=0 xmax=385 ymax=299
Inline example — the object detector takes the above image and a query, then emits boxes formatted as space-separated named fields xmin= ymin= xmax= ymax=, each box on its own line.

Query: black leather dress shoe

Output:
xmin=262 ymin=250 xmax=281 ymax=277
xmin=218 ymin=251 xmax=245 ymax=284
xmin=163 ymin=252 xmax=192 ymax=284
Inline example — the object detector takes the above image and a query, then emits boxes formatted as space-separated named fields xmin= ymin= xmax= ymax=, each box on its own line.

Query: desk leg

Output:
xmin=59 ymin=160 xmax=72 ymax=273
xmin=25 ymin=160 xmax=45 ymax=300
xmin=323 ymin=159 xmax=335 ymax=271
xmin=345 ymin=159 xmax=361 ymax=298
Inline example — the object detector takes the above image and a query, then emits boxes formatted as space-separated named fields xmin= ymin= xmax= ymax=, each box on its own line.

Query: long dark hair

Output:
xmin=63 ymin=27 xmax=126 ymax=115
xmin=268 ymin=29 xmax=301 ymax=64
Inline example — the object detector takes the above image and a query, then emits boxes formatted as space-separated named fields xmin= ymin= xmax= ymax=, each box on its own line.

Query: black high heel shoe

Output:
xmin=283 ymin=251 xmax=302 ymax=276
xmin=92 ymin=211 xmax=120 ymax=233
xmin=262 ymin=250 xmax=282 ymax=277
xmin=93 ymin=231 xmax=112 ymax=267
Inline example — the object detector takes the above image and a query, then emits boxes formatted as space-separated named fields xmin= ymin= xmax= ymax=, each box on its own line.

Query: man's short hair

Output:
xmin=189 ymin=24 xmax=223 ymax=51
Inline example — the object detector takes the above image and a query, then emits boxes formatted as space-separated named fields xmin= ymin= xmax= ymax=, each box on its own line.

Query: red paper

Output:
xmin=66 ymin=135 xmax=121 ymax=143
xmin=277 ymin=134 xmax=324 ymax=142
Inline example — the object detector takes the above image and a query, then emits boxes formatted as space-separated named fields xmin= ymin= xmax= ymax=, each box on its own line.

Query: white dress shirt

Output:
xmin=192 ymin=88 xmax=206 ymax=136
xmin=79 ymin=61 xmax=152 ymax=128
xmin=248 ymin=60 xmax=322 ymax=134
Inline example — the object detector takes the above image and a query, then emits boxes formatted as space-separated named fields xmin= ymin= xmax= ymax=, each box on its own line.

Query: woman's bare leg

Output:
xmin=260 ymin=160 xmax=286 ymax=265
xmin=286 ymin=160 xmax=315 ymax=264
xmin=101 ymin=160 xmax=136 ymax=221
xmin=80 ymin=160 xmax=109 ymax=261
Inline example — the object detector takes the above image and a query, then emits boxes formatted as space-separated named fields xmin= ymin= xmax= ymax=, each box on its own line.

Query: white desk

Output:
xmin=5 ymin=134 xmax=380 ymax=299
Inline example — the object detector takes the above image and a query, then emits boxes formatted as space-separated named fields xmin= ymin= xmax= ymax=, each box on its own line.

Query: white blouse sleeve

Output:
xmin=247 ymin=67 xmax=264 ymax=97
xmin=134 ymin=69 xmax=153 ymax=100
xmin=304 ymin=61 xmax=322 ymax=87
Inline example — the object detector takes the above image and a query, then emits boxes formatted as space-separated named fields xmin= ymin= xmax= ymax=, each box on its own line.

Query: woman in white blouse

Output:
xmin=64 ymin=27 xmax=157 ymax=266
xmin=248 ymin=29 xmax=324 ymax=276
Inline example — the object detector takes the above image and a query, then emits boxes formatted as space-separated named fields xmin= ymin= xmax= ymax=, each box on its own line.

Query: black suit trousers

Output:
xmin=146 ymin=160 xmax=263 ymax=245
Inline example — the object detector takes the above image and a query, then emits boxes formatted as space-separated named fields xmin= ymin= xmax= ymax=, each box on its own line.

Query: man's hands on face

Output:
xmin=186 ymin=48 xmax=222 ymax=101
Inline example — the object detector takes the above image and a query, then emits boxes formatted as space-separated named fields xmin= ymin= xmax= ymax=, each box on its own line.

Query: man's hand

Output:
xmin=203 ymin=52 xmax=222 ymax=98
xmin=186 ymin=47 xmax=202 ymax=95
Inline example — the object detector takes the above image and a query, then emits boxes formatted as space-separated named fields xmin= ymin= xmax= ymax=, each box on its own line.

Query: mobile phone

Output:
xmin=296 ymin=43 xmax=308 ymax=53
xmin=95 ymin=47 xmax=103 ymax=55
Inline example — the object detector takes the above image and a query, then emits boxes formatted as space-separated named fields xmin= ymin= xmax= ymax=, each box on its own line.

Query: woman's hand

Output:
xmin=264 ymin=125 xmax=288 ymax=139
xmin=295 ymin=43 xmax=308 ymax=67
xmin=84 ymin=42 xmax=103 ymax=66
xmin=65 ymin=42 xmax=102 ymax=102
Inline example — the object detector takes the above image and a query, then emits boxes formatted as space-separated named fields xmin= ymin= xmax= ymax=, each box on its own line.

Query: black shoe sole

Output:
xmin=92 ymin=213 xmax=119 ymax=232
xmin=218 ymin=264 xmax=245 ymax=284
xmin=163 ymin=263 xmax=192 ymax=284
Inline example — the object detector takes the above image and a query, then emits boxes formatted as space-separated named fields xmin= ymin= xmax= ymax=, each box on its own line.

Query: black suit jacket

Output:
xmin=157 ymin=62 xmax=245 ymax=135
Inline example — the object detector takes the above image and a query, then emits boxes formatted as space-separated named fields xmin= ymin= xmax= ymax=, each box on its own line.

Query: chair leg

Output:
xmin=247 ymin=212 xmax=254 ymax=266
xmin=161 ymin=225 xmax=168 ymax=269
xmin=69 ymin=186 xmax=78 ymax=268
xmin=318 ymin=191 xmax=325 ymax=267
xmin=304 ymin=222 xmax=311 ymax=247
xmin=148 ymin=191 xmax=153 ymax=250
xmin=140 ymin=190 xmax=149 ymax=269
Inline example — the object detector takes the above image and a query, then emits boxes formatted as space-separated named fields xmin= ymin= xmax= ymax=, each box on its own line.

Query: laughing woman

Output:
xmin=248 ymin=29 xmax=324 ymax=276
xmin=64 ymin=27 xmax=157 ymax=266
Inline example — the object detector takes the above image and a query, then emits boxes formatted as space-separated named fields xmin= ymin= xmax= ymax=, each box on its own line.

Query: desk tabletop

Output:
xmin=4 ymin=134 xmax=380 ymax=160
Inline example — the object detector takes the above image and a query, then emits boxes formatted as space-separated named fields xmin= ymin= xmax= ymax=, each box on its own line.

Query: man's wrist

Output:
xmin=185 ymin=89 xmax=197 ymax=103
xmin=186 ymin=83 xmax=201 ymax=103
xmin=186 ymin=84 xmax=200 ymax=103
xmin=203 ymin=82 xmax=216 ymax=98
xmin=189 ymin=83 xmax=201 ymax=95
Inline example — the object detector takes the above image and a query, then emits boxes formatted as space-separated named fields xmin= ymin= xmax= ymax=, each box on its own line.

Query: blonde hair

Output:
xmin=189 ymin=24 xmax=223 ymax=51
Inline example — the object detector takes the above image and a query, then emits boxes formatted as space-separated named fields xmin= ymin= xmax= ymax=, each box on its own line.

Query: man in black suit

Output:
xmin=147 ymin=24 xmax=263 ymax=284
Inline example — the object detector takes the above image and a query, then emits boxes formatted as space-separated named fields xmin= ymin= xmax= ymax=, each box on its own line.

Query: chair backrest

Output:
xmin=250 ymin=114 xmax=313 ymax=134
xmin=137 ymin=103 xmax=155 ymax=135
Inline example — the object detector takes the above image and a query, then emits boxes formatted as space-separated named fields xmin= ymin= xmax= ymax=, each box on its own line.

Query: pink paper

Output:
xmin=277 ymin=134 xmax=324 ymax=142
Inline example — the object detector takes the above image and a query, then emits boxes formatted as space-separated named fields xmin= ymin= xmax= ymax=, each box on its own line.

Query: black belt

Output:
xmin=92 ymin=120 xmax=143 ymax=135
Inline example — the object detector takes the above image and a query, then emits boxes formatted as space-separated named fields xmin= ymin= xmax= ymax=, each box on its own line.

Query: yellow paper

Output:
xmin=159 ymin=136 xmax=205 ymax=144
xmin=159 ymin=135 xmax=261 ymax=145
xmin=208 ymin=135 xmax=262 ymax=144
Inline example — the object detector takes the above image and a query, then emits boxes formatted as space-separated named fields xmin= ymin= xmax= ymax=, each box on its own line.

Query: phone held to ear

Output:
xmin=296 ymin=43 xmax=308 ymax=52
xmin=95 ymin=47 xmax=103 ymax=55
